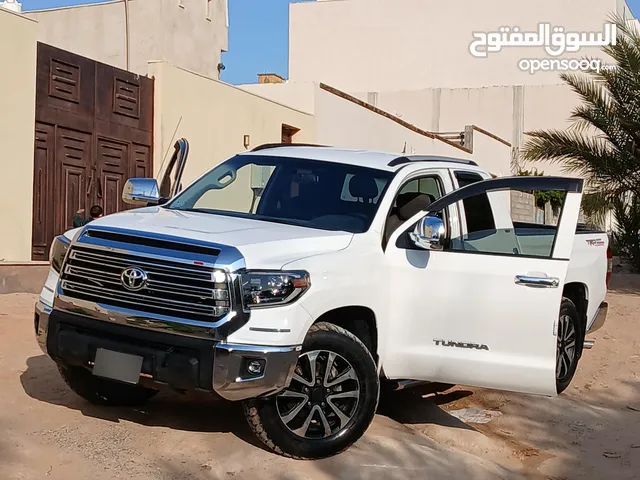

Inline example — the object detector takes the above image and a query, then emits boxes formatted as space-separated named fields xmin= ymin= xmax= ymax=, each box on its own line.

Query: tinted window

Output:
xmin=397 ymin=176 xmax=442 ymax=201
xmin=449 ymin=183 xmax=567 ymax=258
xmin=455 ymin=171 xmax=495 ymax=233
xmin=168 ymin=155 xmax=394 ymax=233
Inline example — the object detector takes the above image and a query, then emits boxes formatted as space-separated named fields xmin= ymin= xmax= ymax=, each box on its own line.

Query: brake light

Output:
xmin=606 ymin=243 xmax=613 ymax=288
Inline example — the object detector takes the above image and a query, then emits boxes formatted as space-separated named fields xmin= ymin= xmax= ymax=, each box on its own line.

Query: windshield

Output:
xmin=167 ymin=154 xmax=394 ymax=233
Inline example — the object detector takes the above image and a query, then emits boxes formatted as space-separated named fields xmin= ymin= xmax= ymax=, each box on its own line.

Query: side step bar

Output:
xmin=389 ymin=380 xmax=432 ymax=391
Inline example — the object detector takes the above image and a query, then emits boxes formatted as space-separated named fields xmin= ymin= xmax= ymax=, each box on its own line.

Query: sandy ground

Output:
xmin=0 ymin=274 xmax=638 ymax=480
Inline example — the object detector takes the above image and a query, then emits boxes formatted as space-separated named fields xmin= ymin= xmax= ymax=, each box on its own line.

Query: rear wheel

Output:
xmin=556 ymin=298 xmax=582 ymax=394
xmin=57 ymin=363 xmax=157 ymax=407
xmin=244 ymin=322 xmax=379 ymax=459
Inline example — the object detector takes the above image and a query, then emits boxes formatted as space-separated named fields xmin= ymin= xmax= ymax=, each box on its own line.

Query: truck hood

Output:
xmin=81 ymin=207 xmax=354 ymax=269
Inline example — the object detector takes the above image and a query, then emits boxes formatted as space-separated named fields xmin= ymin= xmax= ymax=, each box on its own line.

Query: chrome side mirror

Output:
xmin=122 ymin=178 xmax=161 ymax=206
xmin=410 ymin=215 xmax=446 ymax=250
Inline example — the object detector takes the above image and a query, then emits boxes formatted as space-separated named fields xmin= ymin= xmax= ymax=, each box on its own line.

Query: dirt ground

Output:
xmin=0 ymin=275 xmax=639 ymax=480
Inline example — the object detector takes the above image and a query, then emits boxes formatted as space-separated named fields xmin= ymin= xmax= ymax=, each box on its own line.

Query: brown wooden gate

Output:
xmin=32 ymin=43 xmax=154 ymax=260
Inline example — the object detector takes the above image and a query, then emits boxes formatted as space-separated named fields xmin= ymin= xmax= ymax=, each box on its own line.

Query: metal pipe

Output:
xmin=124 ymin=0 xmax=130 ymax=71
xmin=583 ymin=340 xmax=595 ymax=350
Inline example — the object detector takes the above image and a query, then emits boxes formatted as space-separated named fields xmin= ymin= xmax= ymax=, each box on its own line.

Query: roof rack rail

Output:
xmin=388 ymin=155 xmax=478 ymax=167
xmin=251 ymin=143 xmax=330 ymax=152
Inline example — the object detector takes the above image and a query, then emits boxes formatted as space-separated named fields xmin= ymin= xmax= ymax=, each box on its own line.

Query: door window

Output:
xmin=383 ymin=174 xmax=444 ymax=248
xmin=450 ymin=171 xmax=567 ymax=258
xmin=454 ymin=172 xmax=495 ymax=233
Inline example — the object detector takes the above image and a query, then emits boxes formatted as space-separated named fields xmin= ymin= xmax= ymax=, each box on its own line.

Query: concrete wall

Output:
xmin=313 ymin=87 xmax=511 ymax=175
xmin=239 ymin=82 xmax=316 ymax=114
xmin=471 ymin=128 xmax=512 ymax=177
xmin=314 ymin=87 xmax=473 ymax=158
xmin=0 ymin=9 xmax=37 ymax=262
xmin=351 ymin=83 xmax=580 ymax=176
xmin=26 ymin=0 xmax=228 ymax=78
xmin=521 ymin=84 xmax=581 ymax=176
xmin=237 ymin=80 xmax=512 ymax=176
xmin=290 ymin=0 xmax=622 ymax=92
xmin=148 ymin=61 xmax=316 ymax=186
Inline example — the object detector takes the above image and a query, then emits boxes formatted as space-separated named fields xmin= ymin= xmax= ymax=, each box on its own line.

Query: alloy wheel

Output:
xmin=556 ymin=314 xmax=577 ymax=380
xmin=276 ymin=350 xmax=360 ymax=439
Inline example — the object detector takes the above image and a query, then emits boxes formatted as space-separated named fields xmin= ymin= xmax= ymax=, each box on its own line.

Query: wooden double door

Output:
xmin=32 ymin=43 xmax=154 ymax=260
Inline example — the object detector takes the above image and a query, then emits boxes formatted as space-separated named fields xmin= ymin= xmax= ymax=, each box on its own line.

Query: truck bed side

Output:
xmin=513 ymin=222 xmax=608 ymax=329
xmin=565 ymin=231 xmax=608 ymax=330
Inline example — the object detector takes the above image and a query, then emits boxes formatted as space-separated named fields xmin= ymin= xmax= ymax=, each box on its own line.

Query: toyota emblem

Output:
xmin=120 ymin=266 xmax=148 ymax=291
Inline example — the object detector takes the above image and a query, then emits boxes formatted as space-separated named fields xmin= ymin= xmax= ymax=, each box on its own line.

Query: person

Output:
xmin=72 ymin=205 xmax=104 ymax=228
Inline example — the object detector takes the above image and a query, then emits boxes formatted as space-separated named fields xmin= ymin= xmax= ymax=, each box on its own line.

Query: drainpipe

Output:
xmin=124 ymin=0 xmax=131 ymax=71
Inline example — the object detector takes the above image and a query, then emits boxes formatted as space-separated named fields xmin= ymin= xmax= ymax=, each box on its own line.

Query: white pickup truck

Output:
xmin=35 ymin=142 xmax=610 ymax=459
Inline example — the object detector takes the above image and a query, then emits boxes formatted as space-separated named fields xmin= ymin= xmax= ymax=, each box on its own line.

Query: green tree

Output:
xmin=520 ymin=15 xmax=640 ymax=272
xmin=516 ymin=168 xmax=566 ymax=211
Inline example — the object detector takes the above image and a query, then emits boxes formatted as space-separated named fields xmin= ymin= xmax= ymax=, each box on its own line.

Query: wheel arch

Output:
xmin=562 ymin=282 xmax=588 ymax=355
xmin=562 ymin=282 xmax=589 ymax=327
xmin=312 ymin=306 xmax=378 ymax=363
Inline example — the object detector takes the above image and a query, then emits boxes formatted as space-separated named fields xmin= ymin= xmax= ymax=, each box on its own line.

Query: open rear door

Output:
xmin=383 ymin=175 xmax=583 ymax=396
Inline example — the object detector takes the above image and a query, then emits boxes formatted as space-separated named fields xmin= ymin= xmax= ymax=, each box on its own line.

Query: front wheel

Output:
xmin=556 ymin=298 xmax=582 ymax=394
xmin=244 ymin=322 xmax=379 ymax=459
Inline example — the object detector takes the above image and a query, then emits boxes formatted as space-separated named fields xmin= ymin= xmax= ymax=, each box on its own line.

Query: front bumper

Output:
xmin=587 ymin=301 xmax=608 ymax=334
xmin=35 ymin=304 xmax=301 ymax=401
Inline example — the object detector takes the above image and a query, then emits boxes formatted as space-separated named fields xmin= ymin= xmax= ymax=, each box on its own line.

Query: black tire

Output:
xmin=556 ymin=298 xmax=583 ymax=394
xmin=244 ymin=322 xmax=379 ymax=459
xmin=57 ymin=363 xmax=157 ymax=407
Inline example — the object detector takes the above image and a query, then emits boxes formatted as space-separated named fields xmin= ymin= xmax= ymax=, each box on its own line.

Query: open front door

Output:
xmin=383 ymin=175 xmax=583 ymax=396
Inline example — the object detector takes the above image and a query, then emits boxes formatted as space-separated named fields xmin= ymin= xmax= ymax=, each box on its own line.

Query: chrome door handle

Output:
xmin=515 ymin=275 xmax=559 ymax=288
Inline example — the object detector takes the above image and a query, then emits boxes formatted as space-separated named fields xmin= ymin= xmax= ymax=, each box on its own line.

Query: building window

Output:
xmin=282 ymin=124 xmax=300 ymax=144
xmin=206 ymin=0 xmax=212 ymax=20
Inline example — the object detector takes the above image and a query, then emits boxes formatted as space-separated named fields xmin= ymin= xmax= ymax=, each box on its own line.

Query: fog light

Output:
xmin=246 ymin=359 xmax=265 ymax=376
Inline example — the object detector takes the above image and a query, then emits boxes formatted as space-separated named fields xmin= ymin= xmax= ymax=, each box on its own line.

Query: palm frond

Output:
xmin=521 ymin=14 xmax=640 ymax=268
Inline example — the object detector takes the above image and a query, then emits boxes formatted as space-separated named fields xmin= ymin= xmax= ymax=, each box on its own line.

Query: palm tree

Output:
xmin=521 ymin=15 xmax=640 ymax=272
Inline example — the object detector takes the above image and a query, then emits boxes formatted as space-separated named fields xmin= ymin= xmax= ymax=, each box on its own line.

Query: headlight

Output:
xmin=49 ymin=235 xmax=71 ymax=274
xmin=241 ymin=270 xmax=310 ymax=308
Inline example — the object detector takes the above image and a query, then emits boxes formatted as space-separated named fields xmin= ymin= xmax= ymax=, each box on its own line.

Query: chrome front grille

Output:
xmin=60 ymin=246 xmax=231 ymax=321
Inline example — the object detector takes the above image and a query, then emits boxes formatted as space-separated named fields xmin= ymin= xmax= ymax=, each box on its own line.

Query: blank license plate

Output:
xmin=92 ymin=348 xmax=143 ymax=384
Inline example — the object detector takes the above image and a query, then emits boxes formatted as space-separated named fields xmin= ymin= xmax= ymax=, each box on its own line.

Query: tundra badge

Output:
xmin=433 ymin=339 xmax=489 ymax=350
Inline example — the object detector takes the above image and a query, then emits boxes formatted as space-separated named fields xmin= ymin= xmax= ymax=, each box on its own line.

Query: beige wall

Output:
xmin=472 ymin=129 xmax=512 ymax=177
xmin=521 ymin=84 xmax=581 ymax=176
xmin=290 ymin=0 xmax=622 ymax=92
xmin=0 ymin=9 xmax=37 ymax=261
xmin=313 ymin=87 xmax=511 ymax=175
xmin=351 ymin=83 xmax=581 ymax=176
xmin=148 ymin=61 xmax=316 ymax=187
xmin=239 ymin=82 xmax=316 ymax=114
xmin=314 ymin=87 xmax=471 ymax=158
xmin=26 ymin=0 xmax=228 ymax=78
xmin=237 ymin=80 xmax=511 ymax=175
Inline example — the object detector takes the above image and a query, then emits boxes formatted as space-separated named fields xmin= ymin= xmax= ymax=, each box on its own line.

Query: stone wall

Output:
xmin=510 ymin=191 xmax=536 ymax=223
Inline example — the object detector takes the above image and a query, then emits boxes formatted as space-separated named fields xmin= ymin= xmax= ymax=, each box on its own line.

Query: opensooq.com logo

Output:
xmin=468 ymin=23 xmax=618 ymax=74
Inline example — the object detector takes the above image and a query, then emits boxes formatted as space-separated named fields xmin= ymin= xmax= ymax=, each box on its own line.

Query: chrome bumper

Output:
xmin=34 ymin=303 xmax=301 ymax=401
xmin=213 ymin=343 xmax=301 ymax=401
xmin=587 ymin=301 xmax=608 ymax=334
xmin=34 ymin=301 xmax=51 ymax=354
